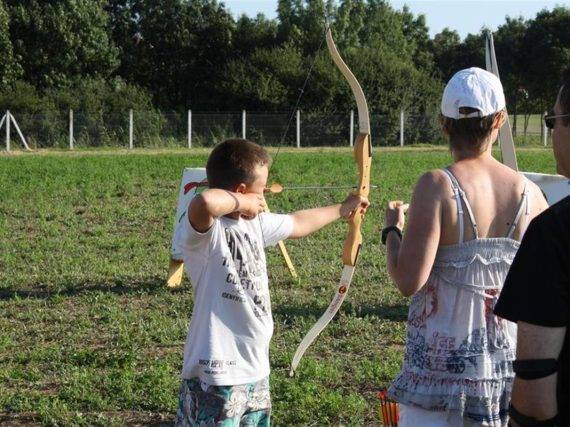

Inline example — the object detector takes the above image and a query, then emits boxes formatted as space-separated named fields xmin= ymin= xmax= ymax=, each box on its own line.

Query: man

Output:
xmin=495 ymin=68 xmax=570 ymax=426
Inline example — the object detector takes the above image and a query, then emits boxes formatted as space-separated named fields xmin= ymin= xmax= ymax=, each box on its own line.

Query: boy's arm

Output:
xmin=288 ymin=194 xmax=369 ymax=239
xmin=288 ymin=205 xmax=342 ymax=239
xmin=189 ymin=189 xmax=265 ymax=232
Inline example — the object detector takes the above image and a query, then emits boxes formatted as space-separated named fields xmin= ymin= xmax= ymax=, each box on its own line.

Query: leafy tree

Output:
xmin=492 ymin=17 xmax=527 ymax=96
xmin=0 ymin=80 xmax=52 ymax=113
xmin=220 ymin=0 xmax=441 ymax=145
xmin=400 ymin=6 xmax=433 ymax=71
xmin=277 ymin=0 xmax=334 ymax=50
xmin=0 ymin=0 xmax=20 ymax=87
xmin=5 ymin=0 xmax=119 ymax=87
xmin=430 ymin=28 xmax=461 ymax=81
xmin=220 ymin=44 xmax=308 ymax=111
xmin=233 ymin=15 xmax=279 ymax=58
xmin=491 ymin=18 xmax=530 ymax=134
xmin=107 ymin=0 xmax=235 ymax=109
xmin=105 ymin=0 xmax=140 ymax=84
xmin=5 ymin=0 xmax=566 ymax=143
xmin=520 ymin=7 xmax=570 ymax=113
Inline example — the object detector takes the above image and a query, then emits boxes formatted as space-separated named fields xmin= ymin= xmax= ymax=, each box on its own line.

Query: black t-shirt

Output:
xmin=495 ymin=195 xmax=570 ymax=422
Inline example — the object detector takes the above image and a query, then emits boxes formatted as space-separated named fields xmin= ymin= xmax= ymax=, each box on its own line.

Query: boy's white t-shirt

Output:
xmin=175 ymin=211 xmax=293 ymax=385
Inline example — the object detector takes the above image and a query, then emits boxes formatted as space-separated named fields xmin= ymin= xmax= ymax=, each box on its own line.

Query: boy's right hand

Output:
xmin=238 ymin=192 xmax=267 ymax=219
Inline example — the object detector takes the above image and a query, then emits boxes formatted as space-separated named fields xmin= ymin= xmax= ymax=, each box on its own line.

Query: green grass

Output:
xmin=0 ymin=147 xmax=558 ymax=425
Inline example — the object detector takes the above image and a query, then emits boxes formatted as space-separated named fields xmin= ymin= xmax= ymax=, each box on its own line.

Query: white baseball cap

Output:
xmin=441 ymin=67 xmax=506 ymax=119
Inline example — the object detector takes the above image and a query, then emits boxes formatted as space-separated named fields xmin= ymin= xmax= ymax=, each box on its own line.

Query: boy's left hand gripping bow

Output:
xmin=290 ymin=25 xmax=372 ymax=376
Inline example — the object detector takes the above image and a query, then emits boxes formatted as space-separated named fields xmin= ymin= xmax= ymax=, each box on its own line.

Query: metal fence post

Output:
xmin=242 ymin=110 xmax=246 ymax=139
xmin=296 ymin=110 xmax=301 ymax=148
xmin=6 ymin=110 xmax=10 ymax=152
xmin=0 ymin=112 xmax=5 ymax=151
xmin=69 ymin=109 xmax=74 ymax=149
xmin=350 ymin=110 xmax=354 ymax=146
xmin=540 ymin=111 xmax=548 ymax=147
xmin=400 ymin=109 xmax=405 ymax=147
xmin=7 ymin=113 xmax=29 ymax=150
xmin=129 ymin=109 xmax=134 ymax=149
xmin=188 ymin=110 xmax=192 ymax=148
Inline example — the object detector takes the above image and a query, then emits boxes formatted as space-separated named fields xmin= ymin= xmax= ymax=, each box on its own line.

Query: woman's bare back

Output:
xmin=384 ymin=155 xmax=548 ymax=297
xmin=438 ymin=156 xmax=547 ymax=246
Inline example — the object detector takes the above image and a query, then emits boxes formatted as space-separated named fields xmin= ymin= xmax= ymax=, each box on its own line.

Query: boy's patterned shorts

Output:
xmin=175 ymin=376 xmax=271 ymax=426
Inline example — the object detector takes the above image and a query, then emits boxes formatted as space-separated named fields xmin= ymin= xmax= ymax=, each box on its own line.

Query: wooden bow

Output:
xmin=290 ymin=25 xmax=372 ymax=375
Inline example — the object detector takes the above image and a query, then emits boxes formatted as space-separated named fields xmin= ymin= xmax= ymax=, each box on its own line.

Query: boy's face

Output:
xmin=245 ymin=164 xmax=269 ymax=195
xmin=552 ymin=88 xmax=570 ymax=177
xmin=227 ymin=164 xmax=269 ymax=220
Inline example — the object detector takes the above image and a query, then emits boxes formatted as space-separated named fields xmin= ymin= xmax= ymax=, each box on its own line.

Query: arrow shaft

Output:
xmin=275 ymin=184 xmax=378 ymax=191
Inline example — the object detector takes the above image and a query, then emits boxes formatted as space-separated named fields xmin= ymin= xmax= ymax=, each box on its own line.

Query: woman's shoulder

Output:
xmin=521 ymin=174 xmax=544 ymax=194
xmin=522 ymin=176 xmax=550 ymax=217
xmin=414 ymin=169 xmax=453 ymax=197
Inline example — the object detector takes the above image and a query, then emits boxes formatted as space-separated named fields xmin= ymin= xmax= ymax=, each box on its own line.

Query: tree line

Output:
xmin=0 ymin=0 xmax=568 ymax=144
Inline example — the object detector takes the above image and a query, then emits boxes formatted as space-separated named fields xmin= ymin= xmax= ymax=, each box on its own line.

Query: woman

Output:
xmin=383 ymin=68 xmax=548 ymax=426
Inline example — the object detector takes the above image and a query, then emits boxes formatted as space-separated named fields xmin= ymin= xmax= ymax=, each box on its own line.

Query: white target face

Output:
xmin=523 ymin=172 xmax=570 ymax=206
xmin=171 ymin=168 xmax=207 ymax=261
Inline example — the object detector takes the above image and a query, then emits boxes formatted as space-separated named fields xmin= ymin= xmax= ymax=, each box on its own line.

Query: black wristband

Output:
xmin=382 ymin=225 xmax=402 ymax=245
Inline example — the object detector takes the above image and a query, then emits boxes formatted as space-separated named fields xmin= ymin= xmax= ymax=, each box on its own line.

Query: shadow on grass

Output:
xmin=273 ymin=301 xmax=408 ymax=322
xmin=0 ymin=276 xmax=187 ymax=301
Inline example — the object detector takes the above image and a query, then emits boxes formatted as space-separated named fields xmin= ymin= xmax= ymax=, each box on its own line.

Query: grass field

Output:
xmin=0 ymin=147 xmax=558 ymax=426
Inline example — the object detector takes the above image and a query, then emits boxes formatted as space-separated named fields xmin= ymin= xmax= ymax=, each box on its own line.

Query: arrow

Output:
xmin=265 ymin=183 xmax=378 ymax=194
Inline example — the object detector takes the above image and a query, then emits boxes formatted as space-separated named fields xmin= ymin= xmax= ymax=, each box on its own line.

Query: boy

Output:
xmin=174 ymin=139 xmax=369 ymax=426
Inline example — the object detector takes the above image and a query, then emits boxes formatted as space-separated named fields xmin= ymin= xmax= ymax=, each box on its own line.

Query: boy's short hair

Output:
xmin=206 ymin=139 xmax=272 ymax=190
xmin=441 ymin=108 xmax=503 ymax=154
xmin=560 ymin=68 xmax=570 ymax=126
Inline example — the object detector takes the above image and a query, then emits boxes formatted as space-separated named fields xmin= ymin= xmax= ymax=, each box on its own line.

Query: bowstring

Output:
xmin=270 ymin=25 xmax=329 ymax=172
xmin=262 ymin=25 xmax=329 ymax=258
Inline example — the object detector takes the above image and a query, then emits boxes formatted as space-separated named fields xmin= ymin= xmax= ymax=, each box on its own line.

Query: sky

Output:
xmin=222 ymin=0 xmax=569 ymax=39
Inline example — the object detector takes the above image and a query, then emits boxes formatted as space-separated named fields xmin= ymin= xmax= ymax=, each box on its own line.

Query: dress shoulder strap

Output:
xmin=442 ymin=168 xmax=479 ymax=243
xmin=506 ymin=178 xmax=531 ymax=239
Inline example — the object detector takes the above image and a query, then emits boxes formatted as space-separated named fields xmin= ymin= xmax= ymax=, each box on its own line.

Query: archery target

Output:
xmin=170 ymin=168 xmax=207 ymax=261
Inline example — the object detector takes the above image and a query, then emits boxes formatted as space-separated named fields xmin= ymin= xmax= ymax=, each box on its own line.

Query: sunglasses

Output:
xmin=544 ymin=110 xmax=570 ymax=129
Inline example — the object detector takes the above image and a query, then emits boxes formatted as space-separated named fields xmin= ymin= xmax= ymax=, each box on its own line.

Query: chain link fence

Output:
xmin=0 ymin=110 xmax=552 ymax=150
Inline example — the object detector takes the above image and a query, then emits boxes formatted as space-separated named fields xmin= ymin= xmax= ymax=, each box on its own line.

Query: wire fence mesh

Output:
xmin=0 ymin=110 xmax=552 ymax=150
